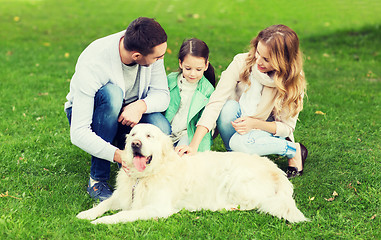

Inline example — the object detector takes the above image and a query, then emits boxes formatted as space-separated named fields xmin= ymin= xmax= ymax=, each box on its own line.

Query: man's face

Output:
xmin=136 ymin=42 xmax=167 ymax=67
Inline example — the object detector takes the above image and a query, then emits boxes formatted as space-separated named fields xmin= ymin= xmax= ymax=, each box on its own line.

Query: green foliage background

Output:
xmin=0 ymin=0 xmax=380 ymax=239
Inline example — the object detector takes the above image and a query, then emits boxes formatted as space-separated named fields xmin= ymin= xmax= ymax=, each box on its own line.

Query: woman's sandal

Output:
xmin=286 ymin=143 xmax=308 ymax=179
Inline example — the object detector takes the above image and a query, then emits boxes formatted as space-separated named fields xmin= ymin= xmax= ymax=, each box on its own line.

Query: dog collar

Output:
xmin=131 ymin=178 xmax=140 ymax=203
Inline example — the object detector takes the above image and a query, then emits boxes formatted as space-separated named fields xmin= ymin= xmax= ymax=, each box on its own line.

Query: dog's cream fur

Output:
xmin=77 ymin=124 xmax=307 ymax=224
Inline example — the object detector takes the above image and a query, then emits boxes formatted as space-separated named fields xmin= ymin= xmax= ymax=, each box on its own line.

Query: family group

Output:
xmin=64 ymin=17 xmax=308 ymax=202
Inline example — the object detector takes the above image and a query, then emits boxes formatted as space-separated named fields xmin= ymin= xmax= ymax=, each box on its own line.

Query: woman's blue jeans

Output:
xmin=216 ymin=100 xmax=296 ymax=158
xmin=65 ymin=83 xmax=171 ymax=181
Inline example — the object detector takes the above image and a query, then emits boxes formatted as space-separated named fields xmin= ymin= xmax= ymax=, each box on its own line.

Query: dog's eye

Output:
xmin=131 ymin=133 xmax=136 ymax=137
xmin=146 ymin=134 xmax=152 ymax=138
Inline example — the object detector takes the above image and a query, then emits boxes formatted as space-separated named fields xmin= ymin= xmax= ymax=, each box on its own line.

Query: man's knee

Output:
xmin=156 ymin=121 xmax=171 ymax=135
xmin=95 ymin=83 xmax=123 ymax=114
xmin=92 ymin=83 xmax=123 ymax=133
xmin=140 ymin=112 xmax=171 ymax=135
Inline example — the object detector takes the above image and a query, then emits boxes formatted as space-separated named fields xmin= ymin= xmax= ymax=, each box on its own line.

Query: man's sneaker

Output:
xmin=87 ymin=180 xmax=113 ymax=202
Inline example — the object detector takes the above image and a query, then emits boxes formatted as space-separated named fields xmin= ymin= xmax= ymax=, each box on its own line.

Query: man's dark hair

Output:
xmin=123 ymin=17 xmax=167 ymax=56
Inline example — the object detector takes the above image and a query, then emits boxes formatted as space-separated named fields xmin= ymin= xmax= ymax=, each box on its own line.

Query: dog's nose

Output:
xmin=131 ymin=140 xmax=142 ymax=149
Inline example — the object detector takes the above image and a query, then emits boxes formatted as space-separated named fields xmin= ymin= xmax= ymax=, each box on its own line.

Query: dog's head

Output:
xmin=121 ymin=123 xmax=175 ymax=176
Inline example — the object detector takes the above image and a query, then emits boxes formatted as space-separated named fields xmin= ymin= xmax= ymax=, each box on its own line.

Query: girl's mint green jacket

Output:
xmin=164 ymin=72 xmax=215 ymax=152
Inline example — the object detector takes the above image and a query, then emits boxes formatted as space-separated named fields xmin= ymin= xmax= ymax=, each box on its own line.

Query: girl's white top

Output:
xmin=170 ymin=74 xmax=198 ymax=143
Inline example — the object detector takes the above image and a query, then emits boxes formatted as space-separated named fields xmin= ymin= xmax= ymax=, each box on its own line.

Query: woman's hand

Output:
xmin=231 ymin=117 xmax=260 ymax=135
xmin=232 ymin=117 xmax=277 ymax=135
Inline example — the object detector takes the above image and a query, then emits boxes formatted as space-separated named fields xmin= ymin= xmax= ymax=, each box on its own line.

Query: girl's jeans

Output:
xmin=65 ymin=83 xmax=171 ymax=181
xmin=216 ymin=100 xmax=296 ymax=159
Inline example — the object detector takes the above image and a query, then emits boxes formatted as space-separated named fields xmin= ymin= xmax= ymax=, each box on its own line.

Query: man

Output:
xmin=64 ymin=17 xmax=171 ymax=202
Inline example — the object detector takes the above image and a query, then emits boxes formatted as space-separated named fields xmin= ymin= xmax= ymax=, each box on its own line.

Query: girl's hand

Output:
xmin=231 ymin=117 xmax=259 ymax=135
xmin=175 ymin=145 xmax=197 ymax=156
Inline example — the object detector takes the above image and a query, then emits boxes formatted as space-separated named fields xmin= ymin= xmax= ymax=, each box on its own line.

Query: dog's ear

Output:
xmin=161 ymin=133 xmax=176 ymax=158
xmin=125 ymin=133 xmax=130 ymax=140
xmin=122 ymin=133 xmax=129 ymax=148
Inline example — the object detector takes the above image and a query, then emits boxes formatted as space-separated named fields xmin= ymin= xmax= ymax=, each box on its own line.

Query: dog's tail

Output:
xmin=273 ymin=193 xmax=308 ymax=223
xmin=258 ymin=174 xmax=308 ymax=223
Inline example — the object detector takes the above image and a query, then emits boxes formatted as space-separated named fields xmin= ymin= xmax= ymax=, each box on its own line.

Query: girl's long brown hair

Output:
xmin=240 ymin=25 xmax=306 ymax=118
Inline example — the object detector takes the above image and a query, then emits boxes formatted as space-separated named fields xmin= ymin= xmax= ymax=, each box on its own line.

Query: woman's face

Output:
xmin=179 ymin=55 xmax=208 ymax=83
xmin=255 ymin=41 xmax=275 ymax=73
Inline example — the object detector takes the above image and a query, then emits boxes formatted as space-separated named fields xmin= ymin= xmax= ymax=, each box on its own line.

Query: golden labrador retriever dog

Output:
xmin=77 ymin=124 xmax=307 ymax=224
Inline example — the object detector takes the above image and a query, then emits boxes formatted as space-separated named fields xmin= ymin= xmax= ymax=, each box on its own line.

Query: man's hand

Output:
xmin=114 ymin=149 xmax=130 ymax=175
xmin=113 ymin=149 xmax=123 ymax=164
xmin=118 ymin=100 xmax=147 ymax=127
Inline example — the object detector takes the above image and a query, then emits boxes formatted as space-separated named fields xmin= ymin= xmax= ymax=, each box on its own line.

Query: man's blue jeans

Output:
xmin=65 ymin=83 xmax=171 ymax=181
xmin=216 ymin=100 xmax=296 ymax=158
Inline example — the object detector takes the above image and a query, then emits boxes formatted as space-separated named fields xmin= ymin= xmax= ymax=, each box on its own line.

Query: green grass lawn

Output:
xmin=1 ymin=0 xmax=380 ymax=239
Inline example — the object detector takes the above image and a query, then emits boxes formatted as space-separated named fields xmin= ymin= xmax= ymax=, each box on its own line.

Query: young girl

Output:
xmin=164 ymin=38 xmax=215 ymax=151
xmin=176 ymin=25 xmax=308 ymax=178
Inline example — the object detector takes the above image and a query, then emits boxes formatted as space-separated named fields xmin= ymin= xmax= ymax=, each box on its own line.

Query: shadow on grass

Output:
xmin=302 ymin=24 xmax=380 ymax=61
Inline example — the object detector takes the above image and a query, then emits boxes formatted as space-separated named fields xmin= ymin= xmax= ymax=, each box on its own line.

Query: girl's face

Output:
xmin=179 ymin=55 xmax=208 ymax=83
xmin=255 ymin=41 xmax=275 ymax=73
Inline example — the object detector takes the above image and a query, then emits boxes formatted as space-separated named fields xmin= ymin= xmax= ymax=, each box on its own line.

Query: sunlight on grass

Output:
xmin=0 ymin=0 xmax=380 ymax=239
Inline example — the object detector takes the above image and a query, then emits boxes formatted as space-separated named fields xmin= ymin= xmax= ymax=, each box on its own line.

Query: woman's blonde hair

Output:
xmin=240 ymin=25 xmax=306 ymax=118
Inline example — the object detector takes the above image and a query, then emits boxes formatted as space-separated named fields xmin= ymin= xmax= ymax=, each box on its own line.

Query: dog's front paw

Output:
xmin=76 ymin=209 xmax=99 ymax=220
xmin=91 ymin=215 xmax=117 ymax=225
